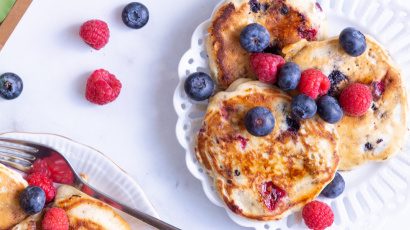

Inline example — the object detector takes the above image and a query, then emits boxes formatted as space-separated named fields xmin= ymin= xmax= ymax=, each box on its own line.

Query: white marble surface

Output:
xmin=0 ymin=0 xmax=409 ymax=229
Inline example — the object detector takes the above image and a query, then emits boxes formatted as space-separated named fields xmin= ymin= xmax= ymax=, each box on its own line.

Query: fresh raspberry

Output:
xmin=26 ymin=172 xmax=56 ymax=203
xmin=302 ymin=201 xmax=334 ymax=230
xmin=250 ymin=53 xmax=285 ymax=84
xmin=298 ymin=69 xmax=330 ymax=99
xmin=339 ymin=83 xmax=372 ymax=116
xmin=31 ymin=159 xmax=51 ymax=178
xmin=45 ymin=153 xmax=74 ymax=184
xmin=80 ymin=19 xmax=110 ymax=50
xmin=42 ymin=208 xmax=69 ymax=230
xmin=85 ymin=69 xmax=122 ymax=105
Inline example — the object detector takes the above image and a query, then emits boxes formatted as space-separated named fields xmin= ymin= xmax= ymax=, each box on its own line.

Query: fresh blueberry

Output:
xmin=277 ymin=62 xmax=301 ymax=91
xmin=122 ymin=2 xmax=149 ymax=29
xmin=184 ymin=72 xmax=214 ymax=101
xmin=339 ymin=27 xmax=366 ymax=57
xmin=291 ymin=94 xmax=317 ymax=120
xmin=20 ymin=186 xmax=46 ymax=214
xmin=240 ymin=23 xmax=270 ymax=53
xmin=321 ymin=172 xmax=345 ymax=198
xmin=0 ymin=72 xmax=23 ymax=100
xmin=317 ymin=95 xmax=344 ymax=124
xmin=244 ymin=106 xmax=275 ymax=137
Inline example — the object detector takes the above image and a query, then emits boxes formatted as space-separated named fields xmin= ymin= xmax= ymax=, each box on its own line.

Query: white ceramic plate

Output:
xmin=0 ymin=132 xmax=158 ymax=230
xmin=174 ymin=0 xmax=410 ymax=229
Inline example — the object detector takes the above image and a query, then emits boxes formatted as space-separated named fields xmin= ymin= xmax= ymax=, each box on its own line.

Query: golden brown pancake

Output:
xmin=196 ymin=79 xmax=339 ymax=220
xmin=54 ymin=185 xmax=131 ymax=230
xmin=207 ymin=0 xmax=327 ymax=89
xmin=283 ymin=36 xmax=408 ymax=170
xmin=0 ymin=163 xmax=28 ymax=229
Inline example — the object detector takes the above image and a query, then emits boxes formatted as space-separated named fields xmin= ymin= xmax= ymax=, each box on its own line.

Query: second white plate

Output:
xmin=174 ymin=0 xmax=410 ymax=229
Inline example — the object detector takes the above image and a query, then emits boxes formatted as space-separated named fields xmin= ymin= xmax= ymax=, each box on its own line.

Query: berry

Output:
xmin=45 ymin=153 xmax=74 ymax=184
xmin=250 ymin=53 xmax=285 ymax=84
xmin=42 ymin=207 xmax=69 ymax=230
xmin=19 ymin=186 xmax=46 ymax=214
xmin=26 ymin=172 xmax=56 ymax=203
xmin=31 ymin=159 xmax=52 ymax=178
xmin=317 ymin=96 xmax=343 ymax=124
xmin=328 ymin=70 xmax=348 ymax=96
xmin=339 ymin=27 xmax=366 ymax=57
xmin=0 ymin=72 xmax=23 ymax=100
xmin=85 ymin=69 xmax=122 ymax=105
xmin=240 ymin=23 xmax=270 ymax=52
xmin=244 ymin=107 xmax=275 ymax=137
xmin=80 ymin=19 xmax=110 ymax=50
xmin=277 ymin=62 xmax=301 ymax=91
xmin=302 ymin=201 xmax=334 ymax=230
xmin=260 ymin=181 xmax=286 ymax=211
xmin=339 ymin=83 xmax=372 ymax=116
xmin=184 ymin=72 xmax=214 ymax=101
xmin=371 ymin=81 xmax=385 ymax=99
xmin=321 ymin=172 xmax=345 ymax=198
xmin=291 ymin=94 xmax=317 ymax=120
xmin=122 ymin=2 xmax=149 ymax=29
xmin=298 ymin=69 xmax=330 ymax=99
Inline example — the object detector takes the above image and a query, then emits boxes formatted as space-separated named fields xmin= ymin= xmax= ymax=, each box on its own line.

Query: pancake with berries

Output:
xmin=0 ymin=163 xmax=28 ymax=229
xmin=207 ymin=0 xmax=327 ymax=89
xmin=196 ymin=79 xmax=339 ymax=220
xmin=283 ymin=30 xmax=408 ymax=170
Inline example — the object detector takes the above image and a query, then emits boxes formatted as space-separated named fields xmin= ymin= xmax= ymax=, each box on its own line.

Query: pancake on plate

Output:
xmin=196 ymin=79 xmax=339 ymax=220
xmin=0 ymin=163 xmax=28 ymax=229
xmin=283 ymin=36 xmax=408 ymax=170
xmin=54 ymin=185 xmax=131 ymax=230
xmin=207 ymin=0 xmax=327 ymax=89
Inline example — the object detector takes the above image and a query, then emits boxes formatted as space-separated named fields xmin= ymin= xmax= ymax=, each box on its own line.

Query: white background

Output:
xmin=0 ymin=0 xmax=408 ymax=229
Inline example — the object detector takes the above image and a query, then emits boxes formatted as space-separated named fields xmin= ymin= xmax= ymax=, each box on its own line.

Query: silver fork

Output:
xmin=0 ymin=137 xmax=180 ymax=230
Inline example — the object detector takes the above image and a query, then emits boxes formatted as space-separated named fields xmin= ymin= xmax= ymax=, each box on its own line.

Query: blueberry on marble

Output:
xmin=122 ymin=2 xmax=149 ymax=29
xmin=0 ymin=72 xmax=23 ymax=100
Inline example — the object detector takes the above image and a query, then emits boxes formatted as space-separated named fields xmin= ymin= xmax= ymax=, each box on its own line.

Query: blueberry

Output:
xmin=339 ymin=27 xmax=366 ymax=57
xmin=244 ymin=107 xmax=275 ymax=137
xmin=317 ymin=95 xmax=343 ymax=124
xmin=291 ymin=94 xmax=317 ymax=120
xmin=240 ymin=23 xmax=270 ymax=53
xmin=321 ymin=172 xmax=345 ymax=198
xmin=184 ymin=72 xmax=214 ymax=101
xmin=277 ymin=62 xmax=301 ymax=91
xmin=122 ymin=2 xmax=149 ymax=29
xmin=20 ymin=186 xmax=46 ymax=214
xmin=0 ymin=72 xmax=23 ymax=100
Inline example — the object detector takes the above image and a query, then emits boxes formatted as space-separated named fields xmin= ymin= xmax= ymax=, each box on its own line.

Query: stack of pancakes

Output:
xmin=196 ymin=0 xmax=408 ymax=221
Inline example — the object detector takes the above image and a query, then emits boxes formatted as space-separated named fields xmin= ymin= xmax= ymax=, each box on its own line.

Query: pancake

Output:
xmin=196 ymin=79 xmax=339 ymax=220
xmin=207 ymin=0 xmax=327 ymax=89
xmin=283 ymin=36 xmax=408 ymax=170
xmin=0 ymin=163 xmax=28 ymax=229
xmin=54 ymin=185 xmax=131 ymax=230
xmin=11 ymin=212 xmax=43 ymax=230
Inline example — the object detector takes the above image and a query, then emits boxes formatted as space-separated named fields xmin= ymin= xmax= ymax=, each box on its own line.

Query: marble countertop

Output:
xmin=0 ymin=0 xmax=408 ymax=229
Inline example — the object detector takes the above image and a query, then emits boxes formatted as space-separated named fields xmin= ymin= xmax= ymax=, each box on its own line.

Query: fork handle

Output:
xmin=92 ymin=189 xmax=180 ymax=230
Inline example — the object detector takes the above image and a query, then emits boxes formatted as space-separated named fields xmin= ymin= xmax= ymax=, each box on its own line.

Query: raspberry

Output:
xmin=298 ymin=69 xmax=330 ymax=99
xmin=45 ymin=153 xmax=74 ymax=184
xmin=302 ymin=201 xmax=334 ymax=230
xmin=26 ymin=172 xmax=56 ymax=203
xmin=250 ymin=53 xmax=285 ymax=84
xmin=85 ymin=69 xmax=122 ymax=105
xmin=80 ymin=19 xmax=110 ymax=50
xmin=42 ymin=208 xmax=69 ymax=230
xmin=31 ymin=159 xmax=51 ymax=178
xmin=339 ymin=83 xmax=372 ymax=116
